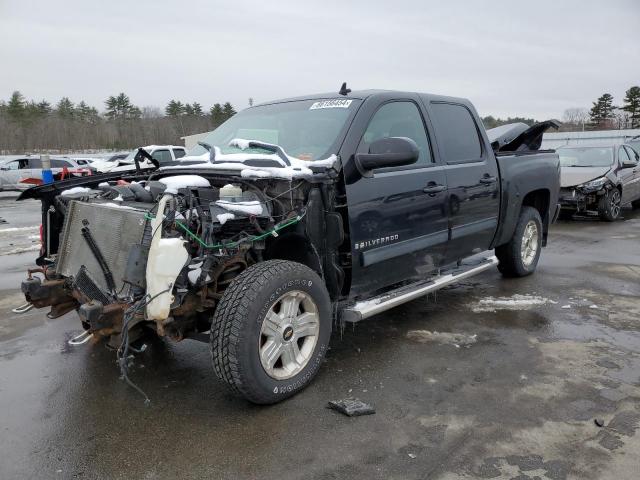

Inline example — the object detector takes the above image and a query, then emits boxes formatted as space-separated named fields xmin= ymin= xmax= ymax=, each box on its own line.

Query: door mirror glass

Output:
xmin=355 ymin=137 xmax=419 ymax=173
xmin=621 ymin=159 xmax=636 ymax=168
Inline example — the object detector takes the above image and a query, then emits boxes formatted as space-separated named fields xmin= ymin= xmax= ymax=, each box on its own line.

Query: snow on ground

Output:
xmin=1 ymin=245 xmax=40 ymax=255
xmin=0 ymin=226 xmax=39 ymax=234
xmin=406 ymin=330 xmax=478 ymax=347
xmin=469 ymin=294 xmax=558 ymax=313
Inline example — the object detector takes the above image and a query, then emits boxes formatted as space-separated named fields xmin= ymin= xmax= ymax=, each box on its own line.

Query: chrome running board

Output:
xmin=341 ymin=255 xmax=498 ymax=323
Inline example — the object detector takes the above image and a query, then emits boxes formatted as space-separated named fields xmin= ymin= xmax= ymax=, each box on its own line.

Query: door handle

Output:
xmin=423 ymin=184 xmax=446 ymax=195
xmin=480 ymin=176 xmax=497 ymax=184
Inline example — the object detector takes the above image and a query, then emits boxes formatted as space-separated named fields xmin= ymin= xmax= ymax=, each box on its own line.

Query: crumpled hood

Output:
xmin=560 ymin=166 xmax=611 ymax=188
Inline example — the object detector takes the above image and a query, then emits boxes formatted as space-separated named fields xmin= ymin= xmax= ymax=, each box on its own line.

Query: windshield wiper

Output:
xmin=228 ymin=139 xmax=292 ymax=167
xmin=134 ymin=147 xmax=158 ymax=173
xmin=198 ymin=141 xmax=217 ymax=163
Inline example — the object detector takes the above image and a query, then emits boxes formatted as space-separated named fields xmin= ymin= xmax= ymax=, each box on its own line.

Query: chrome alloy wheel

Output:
xmin=610 ymin=189 xmax=621 ymax=218
xmin=521 ymin=220 xmax=539 ymax=267
xmin=259 ymin=290 xmax=320 ymax=380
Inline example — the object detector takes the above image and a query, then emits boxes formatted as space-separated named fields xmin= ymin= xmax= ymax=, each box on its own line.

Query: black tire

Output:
xmin=598 ymin=188 xmax=621 ymax=222
xmin=631 ymin=199 xmax=640 ymax=210
xmin=495 ymin=206 xmax=543 ymax=278
xmin=211 ymin=260 xmax=331 ymax=404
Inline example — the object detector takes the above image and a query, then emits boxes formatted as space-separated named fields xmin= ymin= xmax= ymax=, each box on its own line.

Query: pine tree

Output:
xmin=210 ymin=103 xmax=225 ymax=126
xmin=36 ymin=100 xmax=52 ymax=115
xmin=165 ymin=99 xmax=185 ymax=117
xmin=184 ymin=103 xmax=194 ymax=116
xmin=222 ymin=102 xmax=236 ymax=120
xmin=621 ymin=86 xmax=640 ymax=129
xmin=589 ymin=93 xmax=616 ymax=128
xmin=6 ymin=91 xmax=26 ymax=120
xmin=105 ymin=93 xmax=140 ymax=119
xmin=191 ymin=102 xmax=204 ymax=116
xmin=56 ymin=97 xmax=75 ymax=118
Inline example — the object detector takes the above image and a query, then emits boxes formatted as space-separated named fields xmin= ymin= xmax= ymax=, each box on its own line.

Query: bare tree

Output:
xmin=562 ymin=108 xmax=589 ymax=130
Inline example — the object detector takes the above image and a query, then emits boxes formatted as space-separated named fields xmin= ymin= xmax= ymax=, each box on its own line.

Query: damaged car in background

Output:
xmin=557 ymin=144 xmax=640 ymax=221
xmin=18 ymin=87 xmax=560 ymax=404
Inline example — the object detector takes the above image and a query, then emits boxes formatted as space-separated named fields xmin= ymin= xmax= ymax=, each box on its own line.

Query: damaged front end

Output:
xmin=558 ymin=176 xmax=613 ymax=215
xmin=21 ymin=171 xmax=332 ymax=349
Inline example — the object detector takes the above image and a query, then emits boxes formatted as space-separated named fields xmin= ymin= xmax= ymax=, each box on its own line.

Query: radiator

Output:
xmin=56 ymin=201 xmax=149 ymax=295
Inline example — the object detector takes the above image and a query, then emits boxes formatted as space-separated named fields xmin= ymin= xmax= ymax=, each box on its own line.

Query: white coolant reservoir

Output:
xmin=146 ymin=194 xmax=189 ymax=321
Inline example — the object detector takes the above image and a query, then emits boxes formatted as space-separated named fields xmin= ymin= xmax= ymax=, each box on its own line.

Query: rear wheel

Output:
xmin=496 ymin=206 xmax=542 ymax=278
xmin=598 ymin=188 xmax=621 ymax=221
xmin=210 ymin=260 xmax=331 ymax=404
xmin=631 ymin=198 xmax=640 ymax=210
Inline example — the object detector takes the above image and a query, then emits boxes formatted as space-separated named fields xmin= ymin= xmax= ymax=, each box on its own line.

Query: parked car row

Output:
xmin=0 ymin=146 xmax=189 ymax=190
xmin=557 ymin=144 xmax=640 ymax=221
xmin=0 ymin=156 xmax=88 ymax=191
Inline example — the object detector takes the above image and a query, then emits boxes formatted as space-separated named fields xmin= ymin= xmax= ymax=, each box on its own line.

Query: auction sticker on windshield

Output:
xmin=309 ymin=99 xmax=353 ymax=110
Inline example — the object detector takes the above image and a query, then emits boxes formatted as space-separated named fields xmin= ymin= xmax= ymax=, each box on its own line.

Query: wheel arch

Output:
xmin=521 ymin=189 xmax=550 ymax=246
xmin=493 ymin=187 xmax=551 ymax=249
xmin=264 ymin=232 xmax=323 ymax=277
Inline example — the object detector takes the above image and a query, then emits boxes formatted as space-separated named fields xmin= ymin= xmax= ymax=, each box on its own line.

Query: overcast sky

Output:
xmin=1 ymin=0 xmax=638 ymax=120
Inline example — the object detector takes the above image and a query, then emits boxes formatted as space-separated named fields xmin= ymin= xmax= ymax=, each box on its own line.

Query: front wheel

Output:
xmin=598 ymin=188 xmax=621 ymax=221
xmin=210 ymin=260 xmax=331 ymax=404
xmin=495 ymin=206 xmax=543 ymax=278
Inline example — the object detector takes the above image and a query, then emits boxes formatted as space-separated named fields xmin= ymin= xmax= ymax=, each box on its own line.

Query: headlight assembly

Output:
xmin=579 ymin=176 xmax=607 ymax=191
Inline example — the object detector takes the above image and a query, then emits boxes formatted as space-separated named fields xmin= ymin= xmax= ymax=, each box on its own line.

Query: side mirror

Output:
xmin=355 ymin=137 xmax=419 ymax=176
xmin=621 ymin=159 xmax=637 ymax=168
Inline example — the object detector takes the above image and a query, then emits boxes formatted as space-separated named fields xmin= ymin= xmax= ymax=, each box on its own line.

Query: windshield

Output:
xmin=119 ymin=149 xmax=138 ymax=164
xmin=557 ymin=147 xmax=614 ymax=167
xmin=189 ymin=99 xmax=361 ymax=161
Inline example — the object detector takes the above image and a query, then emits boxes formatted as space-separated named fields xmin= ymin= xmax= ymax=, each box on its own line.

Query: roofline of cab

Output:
xmin=254 ymin=89 xmax=472 ymax=108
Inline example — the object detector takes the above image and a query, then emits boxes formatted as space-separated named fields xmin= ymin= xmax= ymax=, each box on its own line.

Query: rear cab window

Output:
xmin=173 ymin=149 xmax=186 ymax=159
xmin=429 ymin=103 xmax=483 ymax=163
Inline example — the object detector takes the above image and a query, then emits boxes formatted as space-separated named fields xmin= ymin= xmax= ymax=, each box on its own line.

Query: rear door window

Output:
xmin=173 ymin=148 xmax=186 ymax=159
xmin=430 ymin=103 xmax=483 ymax=163
xmin=27 ymin=158 xmax=42 ymax=168
xmin=152 ymin=150 xmax=172 ymax=164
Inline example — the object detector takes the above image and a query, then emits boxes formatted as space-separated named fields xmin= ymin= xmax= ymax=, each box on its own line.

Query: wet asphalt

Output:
xmin=0 ymin=194 xmax=639 ymax=480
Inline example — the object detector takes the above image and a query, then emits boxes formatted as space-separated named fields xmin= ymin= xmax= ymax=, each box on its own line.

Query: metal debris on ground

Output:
xmin=327 ymin=398 xmax=375 ymax=417
xmin=12 ymin=302 xmax=34 ymax=314
xmin=594 ymin=418 xmax=605 ymax=427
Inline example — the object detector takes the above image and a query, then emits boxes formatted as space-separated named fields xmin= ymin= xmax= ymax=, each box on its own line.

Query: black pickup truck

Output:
xmin=19 ymin=88 xmax=560 ymax=404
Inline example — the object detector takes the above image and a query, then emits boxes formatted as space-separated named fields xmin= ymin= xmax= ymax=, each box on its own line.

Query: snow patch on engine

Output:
xmin=159 ymin=175 xmax=210 ymax=194
xmin=60 ymin=187 xmax=90 ymax=196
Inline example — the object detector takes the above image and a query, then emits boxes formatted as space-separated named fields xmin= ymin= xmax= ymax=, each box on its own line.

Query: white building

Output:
xmin=542 ymin=129 xmax=640 ymax=149
xmin=181 ymin=132 xmax=210 ymax=151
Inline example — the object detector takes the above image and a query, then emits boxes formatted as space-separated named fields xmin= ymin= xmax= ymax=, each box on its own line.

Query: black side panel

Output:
xmin=492 ymin=151 xmax=560 ymax=247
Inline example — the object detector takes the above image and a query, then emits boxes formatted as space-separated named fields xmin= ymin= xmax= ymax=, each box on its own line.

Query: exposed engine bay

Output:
xmin=22 ymin=173 xmax=341 ymax=349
